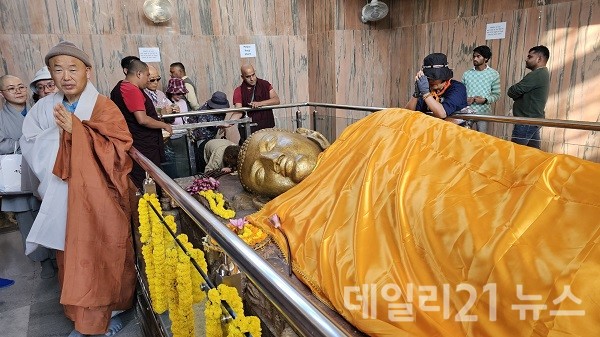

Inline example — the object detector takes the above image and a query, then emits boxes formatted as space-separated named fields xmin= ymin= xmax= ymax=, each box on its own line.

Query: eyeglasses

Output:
xmin=0 ymin=85 xmax=27 ymax=94
xmin=149 ymin=77 xmax=161 ymax=83
xmin=35 ymin=82 xmax=56 ymax=92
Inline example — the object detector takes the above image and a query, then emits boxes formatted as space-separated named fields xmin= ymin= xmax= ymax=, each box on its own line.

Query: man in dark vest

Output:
xmin=169 ymin=62 xmax=200 ymax=111
xmin=111 ymin=59 xmax=173 ymax=189
xmin=231 ymin=64 xmax=280 ymax=143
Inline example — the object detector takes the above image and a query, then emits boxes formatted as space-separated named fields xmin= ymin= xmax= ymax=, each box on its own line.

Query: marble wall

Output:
xmin=307 ymin=0 xmax=600 ymax=160
xmin=1 ymin=0 xmax=599 ymax=160
xmin=0 ymin=0 xmax=309 ymax=127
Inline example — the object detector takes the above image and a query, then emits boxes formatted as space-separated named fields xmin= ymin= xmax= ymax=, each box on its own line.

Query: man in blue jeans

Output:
xmin=507 ymin=45 xmax=550 ymax=149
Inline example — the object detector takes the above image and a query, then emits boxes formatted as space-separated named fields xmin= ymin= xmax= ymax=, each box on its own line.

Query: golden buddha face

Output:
xmin=239 ymin=129 xmax=329 ymax=197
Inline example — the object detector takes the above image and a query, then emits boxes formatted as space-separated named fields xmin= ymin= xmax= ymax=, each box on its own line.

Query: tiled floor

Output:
xmin=0 ymin=228 xmax=143 ymax=337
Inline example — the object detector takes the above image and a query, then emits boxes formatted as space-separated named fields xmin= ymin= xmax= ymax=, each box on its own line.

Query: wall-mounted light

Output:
xmin=361 ymin=0 xmax=389 ymax=24
xmin=143 ymin=0 xmax=174 ymax=24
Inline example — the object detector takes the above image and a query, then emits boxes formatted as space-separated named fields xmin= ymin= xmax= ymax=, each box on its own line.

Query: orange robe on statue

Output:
xmin=53 ymin=95 xmax=136 ymax=335
xmin=248 ymin=108 xmax=600 ymax=337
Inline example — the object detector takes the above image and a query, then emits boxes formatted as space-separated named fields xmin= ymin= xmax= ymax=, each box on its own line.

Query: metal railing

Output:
xmin=167 ymin=102 xmax=600 ymax=133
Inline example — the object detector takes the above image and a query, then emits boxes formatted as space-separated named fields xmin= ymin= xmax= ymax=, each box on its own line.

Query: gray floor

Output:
xmin=0 ymin=228 xmax=144 ymax=337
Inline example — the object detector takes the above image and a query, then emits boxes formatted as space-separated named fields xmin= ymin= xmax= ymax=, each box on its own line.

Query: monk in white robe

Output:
xmin=21 ymin=41 xmax=135 ymax=336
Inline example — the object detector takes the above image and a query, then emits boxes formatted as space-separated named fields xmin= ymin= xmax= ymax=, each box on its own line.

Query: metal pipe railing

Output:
xmin=129 ymin=148 xmax=350 ymax=337
xmin=450 ymin=113 xmax=600 ymax=131
xmin=163 ymin=102 xmax=600 ymax=132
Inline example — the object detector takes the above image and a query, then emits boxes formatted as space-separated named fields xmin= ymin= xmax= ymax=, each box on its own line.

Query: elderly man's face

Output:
xmin=49 ymin=55 xmax=90 ymax=100
xmin=147 ymin=67 xmax=161 ymax=91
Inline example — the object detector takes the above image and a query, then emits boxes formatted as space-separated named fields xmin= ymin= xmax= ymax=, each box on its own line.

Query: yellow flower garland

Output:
xmin=138 ymin=193 xmax=261 ymax=337
xmin=138 ymin=194 xmax=201 ymax=337
xmin=205 ymin=284 xmax=262 ymax=337
xmin=199 ymin=189 xmax=236 ymax=219
xmin=190 ymin=247 xmax=208 ymax=302
xmin=176 ymin=235 xmax=195 ymax=337
xmin=166 ymin=247 xmax=180 ymax=336
xmin=138 ymin=193 xmax=167 ymax=313
xmin=205 ymin=288 xmax=224 ymax=337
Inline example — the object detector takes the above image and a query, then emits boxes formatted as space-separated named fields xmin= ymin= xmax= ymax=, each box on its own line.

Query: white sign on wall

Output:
xmin=485 ymin=22 xmax=507 ymax=40
xmin=138 ymin=47 xmax=161 ymax=62
xmin=239 ymin=44 xmax=257 ymax=58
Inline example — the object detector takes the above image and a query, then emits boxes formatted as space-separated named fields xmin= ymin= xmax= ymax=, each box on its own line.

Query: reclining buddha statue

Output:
xmin=238 ymin=128 xmax=330 ymax=198
xmin=240 ymin=108 xmax=600 ymax=337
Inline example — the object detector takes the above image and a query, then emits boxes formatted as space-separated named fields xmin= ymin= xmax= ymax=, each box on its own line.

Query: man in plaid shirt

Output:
xmin=461 ymin=46 xmax=501 ymax=134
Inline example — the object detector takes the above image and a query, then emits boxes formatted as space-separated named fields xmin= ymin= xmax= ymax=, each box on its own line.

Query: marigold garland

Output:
xmin=199 ymin=189 xmax=236 ymax=219
xmin=138 ymin=194 xmax=204 ymax=337
xmin=150 ymin=201 xmax=167 ymax=313
xmin=190 ymin=247 xmax=208 ymax=302
xmin=166 ymin=247 xmax=180 ymax=335
xmin=138 ymin=193 xmax=262 ymax=337
xmin=205 ymin=288 xmax=224 ymax=337
xmin=175 ymin=234 xmax=195 ymax=337
xmin=205 ymin=284 xmax=262 ymax=337
xmin=138 ymin=193 xmax=167 ymax=313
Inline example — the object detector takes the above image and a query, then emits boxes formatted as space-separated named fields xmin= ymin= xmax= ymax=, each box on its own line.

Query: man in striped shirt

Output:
xmin=461 ymin=46 xmax=501 ymax=134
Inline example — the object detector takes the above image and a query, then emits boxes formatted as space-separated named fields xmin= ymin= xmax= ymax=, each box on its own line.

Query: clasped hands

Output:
xmin=467 ymin=96 xmax=487 ymax=105
xmin=53 ymin=103 xmax=73 ymax=134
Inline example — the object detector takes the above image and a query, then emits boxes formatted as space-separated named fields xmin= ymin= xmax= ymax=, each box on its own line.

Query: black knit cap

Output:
xmin=422 ymin=53 xmax=453 ymax=81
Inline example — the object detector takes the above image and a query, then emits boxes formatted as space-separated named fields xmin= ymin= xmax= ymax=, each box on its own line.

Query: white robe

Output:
xmin=20 ymin=82 xmax=97 ymax=253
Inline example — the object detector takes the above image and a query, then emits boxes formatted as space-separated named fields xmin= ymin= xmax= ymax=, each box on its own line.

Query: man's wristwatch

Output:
xmin=412 ymin=92 xmax=421 ymax=98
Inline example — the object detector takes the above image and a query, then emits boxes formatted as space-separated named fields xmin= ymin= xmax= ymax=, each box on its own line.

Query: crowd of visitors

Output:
xmin=0 ymin=39 xmax=551 ymax=335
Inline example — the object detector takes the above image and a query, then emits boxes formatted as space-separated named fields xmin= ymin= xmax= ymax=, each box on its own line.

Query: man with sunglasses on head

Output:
xmin=29 ymin=66 xmax=59 ymax=103
xmin=406 ymin=53 xmax=468 ymax=124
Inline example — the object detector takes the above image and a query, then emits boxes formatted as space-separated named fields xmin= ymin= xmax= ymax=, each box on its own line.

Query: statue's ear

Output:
xmin=296 ymin=128 xmax=330 ymax=150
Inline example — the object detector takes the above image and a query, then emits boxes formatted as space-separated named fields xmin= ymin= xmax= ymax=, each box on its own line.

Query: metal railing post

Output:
xmin=295 ymin=109 xmax=302 ymax=129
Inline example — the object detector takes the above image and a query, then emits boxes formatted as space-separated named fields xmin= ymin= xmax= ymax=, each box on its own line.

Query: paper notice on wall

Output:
xmin=486 ymin=22 xmax=506 ymax=40
xmin=138 ymin=47 xmax=161 ymax=62
xmin=239 ymin=44 xmax=256 ymax=58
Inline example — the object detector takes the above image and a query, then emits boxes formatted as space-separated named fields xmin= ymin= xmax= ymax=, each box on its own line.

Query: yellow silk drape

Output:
xmin=247 ymin=109 xmax=600 ymax=337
